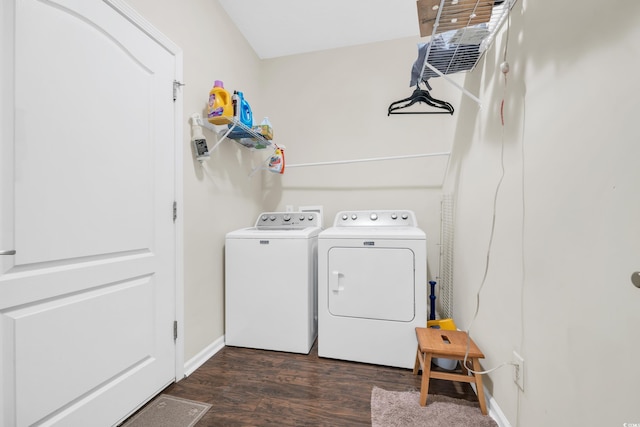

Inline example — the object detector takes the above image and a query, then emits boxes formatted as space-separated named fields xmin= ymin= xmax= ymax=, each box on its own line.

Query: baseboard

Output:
xmin=183 ymin=335 xmax=226 ymax=378
xmin=485 ymin=389 xmax=511 ymax=427
xmin=470 ymin=383 xmax=512 ymax=427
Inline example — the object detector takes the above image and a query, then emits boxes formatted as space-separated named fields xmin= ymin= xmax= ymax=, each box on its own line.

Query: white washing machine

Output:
xmin=318 ymin=210 xmax=427 ymax=369
xmin=225 ymin=212 xmax=322 ymax=354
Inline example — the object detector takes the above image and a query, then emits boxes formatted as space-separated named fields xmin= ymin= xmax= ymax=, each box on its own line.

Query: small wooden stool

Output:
xmin=413 ymin=327 xmax=487 ymax=415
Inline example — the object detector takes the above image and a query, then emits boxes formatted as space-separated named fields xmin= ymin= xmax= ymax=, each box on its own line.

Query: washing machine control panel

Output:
xmin=334 ymin=210 xmax=417 ymax=227
xmin=255 ymin=212 xmax=320 ymax=229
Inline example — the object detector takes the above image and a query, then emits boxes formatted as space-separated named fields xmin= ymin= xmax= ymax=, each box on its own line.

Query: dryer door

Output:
xmin=327 ymin=247 xmax=415 ymax=321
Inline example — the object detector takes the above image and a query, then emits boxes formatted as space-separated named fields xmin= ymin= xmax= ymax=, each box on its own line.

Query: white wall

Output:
xmin=261 ymin=38 xmax=463 ymax=280
xmin=126 ymin=0 xmax=266 ymax=361
xmin=446 ymin=0 xmax=640 ymax=425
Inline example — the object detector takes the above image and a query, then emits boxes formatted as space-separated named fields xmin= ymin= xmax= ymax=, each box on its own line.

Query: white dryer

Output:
xmin=225 ymin=212 xmax=322 ymax=354
xmin=318 ymin=210 xmax=427 ymax=369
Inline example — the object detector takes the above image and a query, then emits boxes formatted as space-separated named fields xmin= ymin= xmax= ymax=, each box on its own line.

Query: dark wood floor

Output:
xmin=153 ymin=340 xmax=480 ymax=426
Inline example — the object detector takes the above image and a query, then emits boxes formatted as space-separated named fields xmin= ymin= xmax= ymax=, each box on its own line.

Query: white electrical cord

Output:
xmin=516 ymin=28 xmax=527 ymax=427
xmin=462 ymin=102 xmax=513 ymax=376
xmin=462 ymin=7 xmax=517 ymax=377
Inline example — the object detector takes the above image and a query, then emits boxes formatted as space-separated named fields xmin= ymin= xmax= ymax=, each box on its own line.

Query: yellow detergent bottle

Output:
xmin=207 ymin=80 xmax=232 ymax=125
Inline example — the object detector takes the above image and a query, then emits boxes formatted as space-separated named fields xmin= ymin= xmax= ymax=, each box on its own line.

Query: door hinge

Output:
xmin=173 ymin=201 xmax=177 ymax=222
xmin=173 ymin=320 xmax=178 ymax=341
xmin=173 ymin=80 xmax=185 ymax=101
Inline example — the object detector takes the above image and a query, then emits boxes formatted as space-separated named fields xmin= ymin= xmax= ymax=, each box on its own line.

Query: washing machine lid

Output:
xmin=226 ymin=226 xmax=321 ymax=239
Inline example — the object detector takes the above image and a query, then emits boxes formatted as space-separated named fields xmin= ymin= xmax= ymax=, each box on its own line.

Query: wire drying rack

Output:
xmin=417 ymin=0 xmax=516 ymax=104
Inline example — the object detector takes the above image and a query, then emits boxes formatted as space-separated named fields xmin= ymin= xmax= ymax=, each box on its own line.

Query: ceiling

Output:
xmin=217 ymin=0 xmax=421 ymax=59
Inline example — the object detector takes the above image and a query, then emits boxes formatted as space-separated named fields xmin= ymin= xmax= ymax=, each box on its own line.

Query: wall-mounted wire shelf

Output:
xmin=193 ymin=114 xmax=272 ymax=152
xmin=417 ymin=0 xmax=516 ymax=104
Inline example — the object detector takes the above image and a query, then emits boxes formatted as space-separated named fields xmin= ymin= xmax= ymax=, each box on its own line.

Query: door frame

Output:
xmin=106 ymin=0 xmax=185 ymax=381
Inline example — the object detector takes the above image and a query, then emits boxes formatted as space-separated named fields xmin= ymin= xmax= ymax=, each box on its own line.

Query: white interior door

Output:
xmin=327 ymin=247 xmax=416 ymax=321
xmin=0 ymin=0 xmax=180 ymax=425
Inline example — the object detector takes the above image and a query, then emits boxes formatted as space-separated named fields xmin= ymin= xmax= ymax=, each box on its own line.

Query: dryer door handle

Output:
xmin=330 ymin=270 xmax=343 ymax=292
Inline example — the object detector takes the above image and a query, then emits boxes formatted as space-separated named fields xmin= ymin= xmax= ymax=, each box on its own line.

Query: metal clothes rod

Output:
xmin=286 ymin=152 xmax=451 ymax=169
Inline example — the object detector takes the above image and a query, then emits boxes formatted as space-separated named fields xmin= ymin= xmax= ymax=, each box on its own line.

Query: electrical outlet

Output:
xmin=512 ymin=351 xmax=524 ymax=391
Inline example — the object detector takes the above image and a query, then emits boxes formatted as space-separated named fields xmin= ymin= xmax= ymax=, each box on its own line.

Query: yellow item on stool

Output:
xmin=427 ymin=318 xmax=456 ymax=330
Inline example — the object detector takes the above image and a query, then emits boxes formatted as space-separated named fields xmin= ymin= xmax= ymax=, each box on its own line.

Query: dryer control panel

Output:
xmin=255 ymin=212 xmax=320 ymax=229
xmin=333 ymin=210 xmax=417 ymax=227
